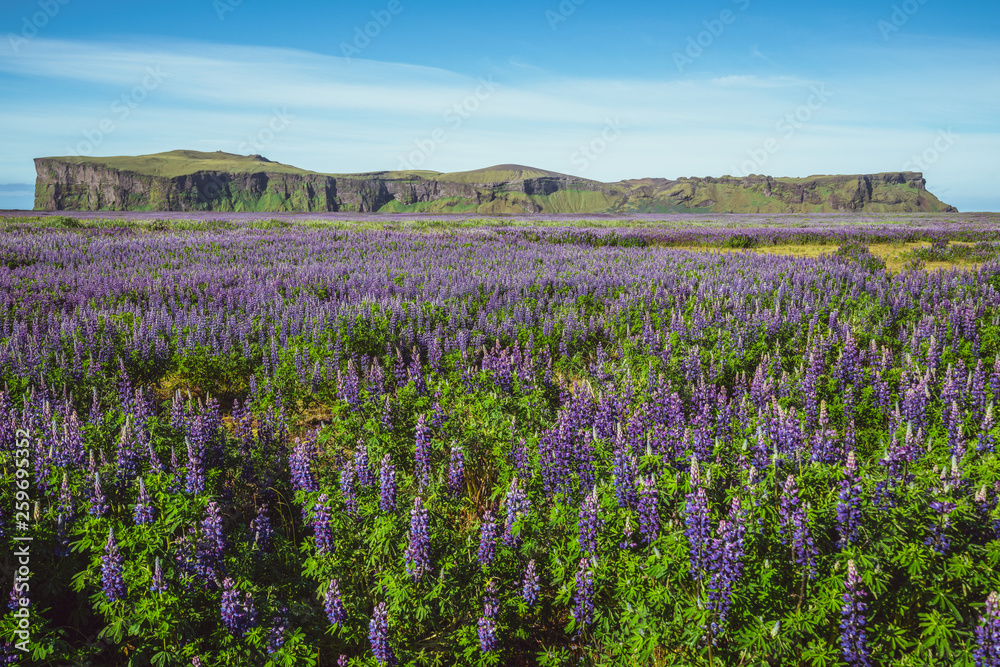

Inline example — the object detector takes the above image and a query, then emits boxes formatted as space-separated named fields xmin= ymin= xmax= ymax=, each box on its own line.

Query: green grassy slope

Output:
xmin=434 ymin=164 xmax=585 ymax=184
xmin=44 ymin=150 xmax=317 ymax=178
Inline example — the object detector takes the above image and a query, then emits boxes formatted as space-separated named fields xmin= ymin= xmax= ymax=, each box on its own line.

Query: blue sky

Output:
xmin=1 ymin=0 xmax=997 ymax=211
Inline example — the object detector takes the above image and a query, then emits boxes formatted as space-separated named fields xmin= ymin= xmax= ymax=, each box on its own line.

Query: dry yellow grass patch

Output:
xmin=691 ymin=242 xmax=983 ymax=273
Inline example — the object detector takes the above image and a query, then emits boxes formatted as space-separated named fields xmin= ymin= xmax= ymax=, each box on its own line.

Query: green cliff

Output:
xmin=33 ymin=150 xmax=957 ymax=214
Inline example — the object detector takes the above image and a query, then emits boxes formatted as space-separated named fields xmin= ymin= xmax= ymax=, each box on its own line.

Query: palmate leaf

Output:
xmin=70 ymin=567 xmax=91 ymax=593
xmin=893 ymin=541 xmax=929 ymax=578
xmin=917 ymin=609 xmax=957 ymax=657
xmin=878 ymin=622 xmax=914 ymax=655
xmin=150 ymin=649 xmax=183 ymax=667
xmin=801 ymin=638 xmax=838 ymax=667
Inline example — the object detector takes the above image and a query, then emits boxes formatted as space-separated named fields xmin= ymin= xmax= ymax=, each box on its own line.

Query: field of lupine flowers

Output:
xmin=3 ymin=215 xmax=1000 ymax=666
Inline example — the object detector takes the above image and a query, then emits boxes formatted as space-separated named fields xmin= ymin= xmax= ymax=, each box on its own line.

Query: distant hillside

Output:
xmin=33 ymin=150 xmax=957 ymax=214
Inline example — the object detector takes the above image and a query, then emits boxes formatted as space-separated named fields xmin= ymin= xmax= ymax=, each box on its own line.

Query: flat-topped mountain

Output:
xmin=33 ymin=150 xmax=957 ymax=214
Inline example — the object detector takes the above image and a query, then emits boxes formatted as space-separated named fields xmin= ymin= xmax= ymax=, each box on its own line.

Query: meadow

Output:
xmin=2 ymin=213 xmax=1000 ymax=665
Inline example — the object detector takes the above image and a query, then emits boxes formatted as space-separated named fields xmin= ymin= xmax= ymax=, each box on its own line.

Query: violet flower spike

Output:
xmin=369 ymin=601 xmax=397 ymax=665
xmin=324 ymin=579 xmax=347 ymax=626
xmin=840 ymin=560 xmax=873 ymax=667
xmin=101 ymin=528 xmax=127 ymax=603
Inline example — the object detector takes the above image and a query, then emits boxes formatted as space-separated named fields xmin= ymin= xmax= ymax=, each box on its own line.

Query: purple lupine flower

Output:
xmin=975 ymin=484 xmax=1000 ymax=541
xmin=185 ymin=437 xmax=205 ymax=494
xmin=502 ymin=477 xmax=530 ymax=547
xmin=0 ymin=640 xmax=19 ymax=666
xmin=289 ymin=434 xmax=319 ymax=493
xmin=150 ymin=557 xmax=167 ymax=594
xmin=250 ymin=504 xmax=274 ymax=553
xmin=311 ymin=494 xmax=334 ymax=555
xmin=115 ymin=416 xmax=141 ymax=485
xmin=368 ymin=357 xmax=386 ymax=398
xmin=380 ymin=395 xmax=394 ymax=432
xmin=836 ymin=451 xmax=862 ymax=548
xmin=338 ymin=359 xmax=362 ymax=409
xmin=684 ymin=460 xmax=711 ymax=579
xmin=89 ymin=472 xmax=107 ymax=517
xmin=169 ymin=390 xmax=187 ymax=433
xmin=324 ymin=579 xmax=347 ymax=626
xmin=840 ymin=561 xmax=872 ymax=667
xmin=478 ymin=580 xmax=500 ymax=653
xmin=354 ymin=440 xmax=375 ymax=488
xmin=404 ymin=496 xmax=431 ymax=580
xmin=447 ymin=442 xmax=465 ymax=498
xmin=707 ymin=497 xmax=747 ymax=625
xmin=415 ymin=414 xmax=432 ymax=487
xmin=430 ymin=393 xmax=448 ymax=431
xmin=369 ymin=601 xmax=396 ymax=665
xmin=337 ymin=655 xmax=349 ymax=667
xmin=619 ymin=513 xmax=638 ymax=550
xmin=478 ymin=511 xmax=498 ymax=567
xmin=578 ymin=486 xmax=602 ymax=557
xmin=8 ymin=581 xmax=24 ymax=611
xmin=220 ymin=577 xmax=258 ymax=638
xmin=57 ymin=474 xmax=74 ymax=519
xmin=134 ymin=477 xmax=156 ymax=525
xmin=810 ymin=401 xmax=840 ymax=464
xmin=379 ymin=453 xmax=397 ymax=513
xmin=594 ymin=390 xmax=621 ymax=441
xmin=611 ymin=436 xmax=639 ymax=509
xmin=477 ymin=612 xmax=498 ymax=653
xmin=102 ymin=528 xmax=127 ymax=603
xmin=522 ymin=559 xmax=540 ymax=608
xmin=266 ymin=605 xmax=290 ymax=655
xmin=510 ymin=438 xmax=531 ymax=478
xmin=779 ymin=475 xmax=817 ymax=579
xmin=538 ymin=421 xmax=572 ymax=498
xmin=946 ymin=400 xmax=966 ymax=460
xmin=194 ymin=500 xmax=226 ymax=584
xmin=340 ymin=463 xmax=358 ymax=516
xmin=408 ymin=353 xmax=427 ymax=395
xmin=168 ymin=446 xmax=183 ymax=492
xmin=925 ymin=500 xmax=957 ymax=555
xmin=975 ymin=591 xmax=1000 ymax=667
xmin=572 ymin=558 xmax=595 ymax=626
xmin=979 ymin=404 xmax=996 ymax=453
xmin=146 ymin=437 xmax=165 ymax=476
xmin=637 ymin=476 xmax=659 ymax=545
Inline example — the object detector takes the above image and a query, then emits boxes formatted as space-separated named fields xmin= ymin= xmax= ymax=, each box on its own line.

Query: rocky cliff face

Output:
xmin=614 ymin=171 xmax=955 ymax=214
xmin=33 ymin=159 xmax=484 ymax=213
xmin=34 ymin=155 xmax=957 ymax=214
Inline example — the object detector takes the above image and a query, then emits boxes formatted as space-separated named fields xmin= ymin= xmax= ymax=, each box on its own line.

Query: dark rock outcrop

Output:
xmin=33 ymin=153 xmax=957 ymax=214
